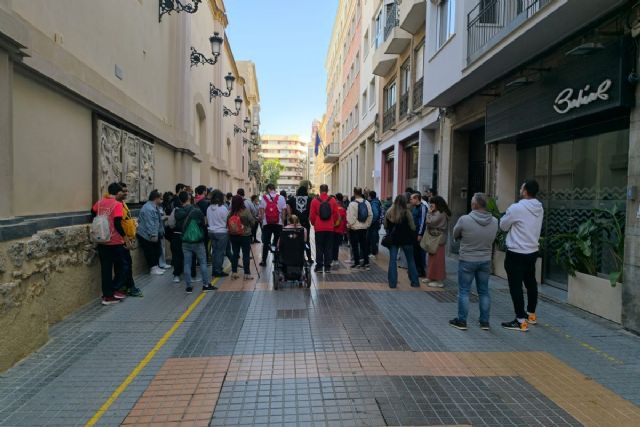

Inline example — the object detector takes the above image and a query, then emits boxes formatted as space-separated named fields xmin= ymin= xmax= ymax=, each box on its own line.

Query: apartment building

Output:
xmin=0 ymin=0 xmax=260 ymax=370
xmin=260 ymin=135 xmax=308 ymax=194
xmin=422 ymin=0 xmax=639 ymax=332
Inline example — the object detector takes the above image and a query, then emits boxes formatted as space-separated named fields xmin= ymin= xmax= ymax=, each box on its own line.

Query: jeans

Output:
xmin=230 ymin=235 xmax=252 ymax=274
xmin=457 ymin=260 xmax=491 ymax=323
xmin=158 ymin=236 xmax=168 ymax=267
xmin=505 ymin=250 xmax=539 ymax=319
xmin=97 ymin=244 xmax=125 ymax=297
xmin=183 ymin=242 xmax=210 ymax=287
xmin=368 ymin=224 xmax=380 ymax=255
xmin=170 ymin=234 xmax=184 ymax=276
xmin=261 ymin=224 xmax=282 ymax=263
xmin=349 ymin=229 xmax=369 ymax=266
xmin=315 ymin=231 xmax=334 ymax=270
xmin=114 ymin=246 xmax=135 ymax=290
xmin=413 ymin=240 xmax=426 ymax=277
xmin=388 ymin=245 xmax=419 ymax=288
xmin=210 ymin=232 xmax=230 ymax=276
xmin=137 ymin=234 xmax=160 ymax=270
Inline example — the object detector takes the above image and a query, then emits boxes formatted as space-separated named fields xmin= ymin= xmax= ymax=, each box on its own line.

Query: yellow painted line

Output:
xmin=84 ymin=276 xmax=220 ymax=427
xmin=542 ymin=323 xmax=624 ymax=365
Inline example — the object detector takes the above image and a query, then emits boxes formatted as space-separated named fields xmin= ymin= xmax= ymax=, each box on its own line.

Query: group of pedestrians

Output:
xmin=92 ymin=178 xmax=544 ymax=334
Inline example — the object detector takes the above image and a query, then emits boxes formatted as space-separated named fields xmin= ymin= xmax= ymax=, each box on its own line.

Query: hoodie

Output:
xmin=453 ymin=210 xmax=499 ymax=262
xmin=499 ymin=198 xmax=544 ymax=254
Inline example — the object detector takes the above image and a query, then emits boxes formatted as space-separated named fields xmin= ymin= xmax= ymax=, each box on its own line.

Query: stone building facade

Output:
xmin=0 ymin=0 xmax=260 ymax=371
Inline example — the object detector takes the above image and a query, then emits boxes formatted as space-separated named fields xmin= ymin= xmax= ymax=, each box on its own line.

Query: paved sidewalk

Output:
xmin=0 ymin=242 xmax=639 ymax=426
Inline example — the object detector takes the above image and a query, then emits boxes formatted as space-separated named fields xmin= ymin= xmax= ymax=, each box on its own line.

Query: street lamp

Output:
xmin=223 ymin=96 xmax=243 ymax=116
xmin=159 ymin=0 xmax=202 ymax=22
xmin=234 ymin=117 xmax=251 ymax=135
xmin=190 ymin=32 xmax=223 ymax=67
xmin=209 ymin=72 xmax=235 ymax=102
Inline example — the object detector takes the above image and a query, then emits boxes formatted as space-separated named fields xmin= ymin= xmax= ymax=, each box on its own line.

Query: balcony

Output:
xmin=399 ymin=92 xmax=409 ymax=120
xmin=399 ymin=0 xmax=426 ymax=35
xmin=467 ymin=0 xmax=551 ymax=63
xmin=412 ymin=77 xmax=423 ymax=110
xmin=382 ymin=3 xmax=411 ymax=54
xmin=383 ymin=106 xmax=396 ymax=133
xmin=372 ymin=48 xmax=397 ymax=76
xmin=323 ymin=143 xmax=340 ymax=164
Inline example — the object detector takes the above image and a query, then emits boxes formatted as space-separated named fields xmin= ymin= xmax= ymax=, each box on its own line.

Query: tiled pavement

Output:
xmin=0 ymin=242 xmax=639 ymax=426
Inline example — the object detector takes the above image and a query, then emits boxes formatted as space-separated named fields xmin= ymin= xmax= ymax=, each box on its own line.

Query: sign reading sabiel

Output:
xmin=486 ymin=38 xmax=634 ymax=144
xmin=553 ymin=79 xmax=612 ymax=114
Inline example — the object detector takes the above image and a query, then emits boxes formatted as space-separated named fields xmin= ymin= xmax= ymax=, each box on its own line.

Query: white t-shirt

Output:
xmin=258 ymin=192 xmax=287 ymax=226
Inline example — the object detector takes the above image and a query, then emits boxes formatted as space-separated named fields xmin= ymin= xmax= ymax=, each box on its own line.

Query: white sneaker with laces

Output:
xmin=172 ymin=275 xmax=181 ymax=283
xmin=427 ymin=281 xmax=444 ymax=288
xmin=151 ymin=266 xmax=165 ymax=275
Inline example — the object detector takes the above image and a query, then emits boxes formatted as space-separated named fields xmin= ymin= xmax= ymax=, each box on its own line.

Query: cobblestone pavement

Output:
xmin=1 ymin=242 xmax=639 ymax=427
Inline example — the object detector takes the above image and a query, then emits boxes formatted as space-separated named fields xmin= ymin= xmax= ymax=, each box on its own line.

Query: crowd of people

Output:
xmin=91 ymin=178 xmax=544 ymax=333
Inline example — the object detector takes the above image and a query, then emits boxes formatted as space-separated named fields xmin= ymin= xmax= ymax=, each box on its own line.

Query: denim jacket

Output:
xmin=137 ymin=201 xmax=163 ymax=240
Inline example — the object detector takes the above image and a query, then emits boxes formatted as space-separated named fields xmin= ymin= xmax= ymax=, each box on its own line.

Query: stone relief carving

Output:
xmin=122 ymin=132 xmax=141 ymax=203
xmin=97 ymin=121 xmax=122 ymax=197
xmin=96 ymin=120 xmax=154 ymax=203
xmin=139 ymin=139 xmax=155 ymax=200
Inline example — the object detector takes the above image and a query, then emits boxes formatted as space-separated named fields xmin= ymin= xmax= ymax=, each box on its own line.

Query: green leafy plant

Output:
xmin=549 ymin=206 xmax=625 ymax=287
xmin=260 ymin=159 xmax=284 ymax=191
xmin=486 ymin=197 xmax=507 ymax=252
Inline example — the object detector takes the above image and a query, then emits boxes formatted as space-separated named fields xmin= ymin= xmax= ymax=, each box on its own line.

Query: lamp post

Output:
xmin=234 ymin=117 xmax=251 ymax=135
xmin=223 ymin=96 xmax=243 ymax=117
xmin=159 ymin=0 xmax=202 ymax=22
xmin=190 ymin=32 xmax=223 ymax=67
xmin=210 ymin=72 xmax=235 ymax=102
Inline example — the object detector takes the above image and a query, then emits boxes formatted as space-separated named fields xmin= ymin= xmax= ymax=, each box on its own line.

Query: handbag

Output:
xmin=421 ymin=229 xmax=443 ymax=255
xmin=381 ymin=224 xmax=395 ymax=248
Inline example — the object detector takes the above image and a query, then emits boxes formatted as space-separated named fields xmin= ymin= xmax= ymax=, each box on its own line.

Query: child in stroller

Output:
xmin=271 ymin=215 xmax=311 ymax=289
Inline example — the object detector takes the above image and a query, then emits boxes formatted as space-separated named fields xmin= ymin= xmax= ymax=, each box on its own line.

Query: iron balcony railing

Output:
xmin=324 ymin=143 xmax=340 ymax=158
xmin=383 ymin=105 xmax=396 ymax=132
xmin=399 ymin=92 xmax=409 ymax=120
xmin=467 ymin=0 xmax=551 ymax=62
xmin=383 ymin=2 xmax=399 ymax=41
xmin=413 ymin=77 xmax=423 ymax=111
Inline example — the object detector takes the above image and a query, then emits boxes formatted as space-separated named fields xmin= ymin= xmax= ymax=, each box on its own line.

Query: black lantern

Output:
xmin=243 ymin=116 xmax=251 ymax=128
xmin=190 ymin=32 xmax=223 ymax=67
xmin=223 ymin=96 xmax=243 ymax=117
xmin=234 ymin=124 xmax=247 ymax=135
xmin=209 ymin=73 xmax=235 ymax=102
xmin=159 ymin=0 xmax=202 ymax=22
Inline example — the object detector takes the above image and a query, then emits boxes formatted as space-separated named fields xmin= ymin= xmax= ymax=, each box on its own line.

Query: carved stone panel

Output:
xmin=122 ymin=132 xmax=141 ymax=202
xmin=139 ymin=139 xmax=154 ymax=201
xmin=97 ymin=120 xmax=123 ymax=197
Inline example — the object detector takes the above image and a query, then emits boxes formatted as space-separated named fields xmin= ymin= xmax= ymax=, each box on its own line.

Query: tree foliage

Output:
xmin=261 ymin=159 xmax=284 ymax=190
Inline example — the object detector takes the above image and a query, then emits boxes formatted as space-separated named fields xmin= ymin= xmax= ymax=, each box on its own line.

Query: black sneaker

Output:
xmin=350 ymin=264 xmax=361 ymax=269
xmin=449 ymin=318 xmax=468 ymax=330
xmin=314 ymin=267 xmax=322 ymax=273
xmin=202 ymin=284 xmax=218 ymax=292
xmin=259 ymin=261 xmax=266 ymax=267
xmin=501 ymin=319 xmax=528 ymax=332
xmin=479 ymin=321 xmax=491 ymax=330
xmin=127 ymin=287 xmax=143 ymax=297
xmin=362 ymin=264 xmax=371 ymax=271
xmin=186 ymin=286 xmax=193 ymax=294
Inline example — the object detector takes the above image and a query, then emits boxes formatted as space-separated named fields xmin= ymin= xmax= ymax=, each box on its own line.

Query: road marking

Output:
xmin=542 ymin=323 xmax=624 ymax=365
xmin=84 ymin=277 xmax=219 ymax=427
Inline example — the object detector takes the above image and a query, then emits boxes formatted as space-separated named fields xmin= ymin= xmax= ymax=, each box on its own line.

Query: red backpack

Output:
xmin=264 ymin=194 xmax=280 ymax=225
xmin=228 ymin=214 xmax=244 ymax=236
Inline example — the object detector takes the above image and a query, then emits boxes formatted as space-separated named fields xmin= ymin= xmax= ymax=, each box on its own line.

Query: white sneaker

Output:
xmin=172 ymin=276 xmax=181 ymax=283
xmin=151 ymin=267 xmax=165 ymax=275
xmin=159 ymin=264 xmax=171 ymax=269
xmin=427 ymin=281 xmax=444 ymax=288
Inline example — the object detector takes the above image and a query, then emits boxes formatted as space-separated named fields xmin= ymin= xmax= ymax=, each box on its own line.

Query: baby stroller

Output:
xmin=271 ymin=227 xmax=311 ymax=290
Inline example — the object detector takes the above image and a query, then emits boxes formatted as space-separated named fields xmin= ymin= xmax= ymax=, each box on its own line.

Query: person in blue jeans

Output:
xmin=384 ymin=194 xmax=420 ymax=288
xmin=207 ymin=190 xmax=232 ymax=278
xmin=449 ymin=193 xmax=498 ymax=330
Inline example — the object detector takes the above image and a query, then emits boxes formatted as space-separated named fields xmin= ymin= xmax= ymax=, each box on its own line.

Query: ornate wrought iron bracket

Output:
xmin=223 ymin=106 xmax=240 ymax=117
xmin=159 ymin=0 xmax=202 ymax=22
xmin=190 ymin=47 xmax=219 ymax=67
xmin=210 ymin=83 xmax=231 ymax=102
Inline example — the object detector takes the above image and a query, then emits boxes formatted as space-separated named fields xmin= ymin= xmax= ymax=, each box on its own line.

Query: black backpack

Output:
xmin=318 ymin=196 xmax=332 ymax=221
xmin=356 ymin=201 xmax=369 ymax=222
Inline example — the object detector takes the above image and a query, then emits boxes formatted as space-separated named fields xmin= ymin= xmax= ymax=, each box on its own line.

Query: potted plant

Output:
xmin=549 ymin=206 xmax=624 ymax=323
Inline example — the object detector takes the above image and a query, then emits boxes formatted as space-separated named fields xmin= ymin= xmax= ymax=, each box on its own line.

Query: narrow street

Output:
xmin=1 ymin=244 xmax=639 ymax=427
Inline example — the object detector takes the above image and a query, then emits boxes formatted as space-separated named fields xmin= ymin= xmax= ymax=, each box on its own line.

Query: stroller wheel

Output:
xmin=272 ymin=270 xmax=279 ymax=290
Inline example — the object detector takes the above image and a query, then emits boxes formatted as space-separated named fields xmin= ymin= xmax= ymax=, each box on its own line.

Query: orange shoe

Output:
xmin=501 ymin=319 xmax=529 ymax=332
xmin=528 ymin=313 xmax=537 ymax=325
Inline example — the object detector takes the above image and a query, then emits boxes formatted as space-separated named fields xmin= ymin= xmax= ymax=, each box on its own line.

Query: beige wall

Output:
xmin=154 ymin=144 xmax=176 ymax=193
xmin=12 ymin=73 xmax=92 ymax=215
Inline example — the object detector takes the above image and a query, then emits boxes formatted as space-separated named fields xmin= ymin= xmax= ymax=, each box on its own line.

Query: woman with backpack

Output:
xmin=228 ymin=195 xmax=256 ymax=280
xmin=425 ymin=196 xmax=452 ymax=288
xmin=383 ymin=194 xmax=420 ymax=288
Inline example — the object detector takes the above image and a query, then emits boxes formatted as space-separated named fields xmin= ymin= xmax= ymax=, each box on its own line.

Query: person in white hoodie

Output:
xmin=499 ymin=179 xmax=544 ymax=332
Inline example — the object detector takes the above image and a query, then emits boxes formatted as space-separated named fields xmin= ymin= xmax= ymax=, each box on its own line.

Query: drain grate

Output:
xmin=276 ymin=309 xmax=308 ymax=319
xmin=426 ymin=289 xmax=478 ymax=303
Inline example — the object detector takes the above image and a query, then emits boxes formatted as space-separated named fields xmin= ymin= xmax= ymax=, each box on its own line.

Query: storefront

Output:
xmin=486 ymin=37 xmax=634 ymax=289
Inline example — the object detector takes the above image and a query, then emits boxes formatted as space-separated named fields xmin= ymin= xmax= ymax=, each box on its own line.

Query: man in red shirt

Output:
xmin=91 ymin=182 xmax=127 ymax=305
xmin=310 ymin=184 xmax=338 ymax=274
xmin=332 ymin=193 xmax=348 ymax=268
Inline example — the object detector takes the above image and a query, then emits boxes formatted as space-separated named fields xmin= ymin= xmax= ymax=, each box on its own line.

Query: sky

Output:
xmin=224 ymin=0 xmax=339 ymax=142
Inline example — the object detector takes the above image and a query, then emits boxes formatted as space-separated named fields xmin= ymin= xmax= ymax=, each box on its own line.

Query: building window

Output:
xmin=414 ymin=41 xmax=424 ymax=81
xmin=369 ymin=78 xmax=376 ymax=108
xmin=400 ymin=59 xmax=410 ymax=95
xmin=437 ymin=0 xmax=456 ymax=48
xmin=362 ymin=90 xmax=368 ymax=115
xmin=384 ymin=81 xmax=396 ymax=110
xmin=479 ymin=0 xmax=498 ymax=24
xmin=374 ymin=8 xmax=383 ymax=48
xmin=363 ymin=29 xmax=370 ymax=57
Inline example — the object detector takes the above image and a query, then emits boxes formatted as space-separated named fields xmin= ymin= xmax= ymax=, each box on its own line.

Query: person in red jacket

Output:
xmin=310 ymin=184 xmax=339 ymax=274
xmin=332 ymin=193 xmax=348 ymax=268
